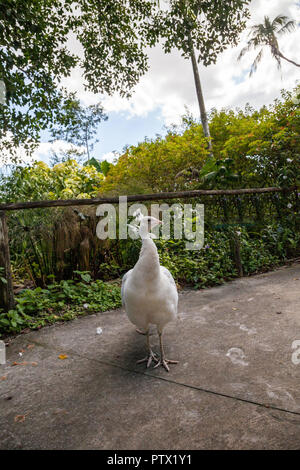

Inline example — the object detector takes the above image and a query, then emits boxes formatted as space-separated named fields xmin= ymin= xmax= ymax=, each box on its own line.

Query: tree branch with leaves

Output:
xmin=152 ymin=0 xmax=251 ymax=150
xmin=0 ymin=0 xmax=159 ymax=162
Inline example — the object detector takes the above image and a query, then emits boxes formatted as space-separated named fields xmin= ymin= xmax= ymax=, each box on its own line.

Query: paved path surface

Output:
xmin=1 ymin=263 xmax=300 ymax=450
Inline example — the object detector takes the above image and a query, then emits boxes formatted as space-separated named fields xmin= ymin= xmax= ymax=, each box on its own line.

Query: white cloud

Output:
xmin=101 ymin=151 xmax=119 ymax=164
xmin=62 ymin=0 xmax=299 ymax=126
xmin=0 ymin=139 xmax=85 ymax=167
xmin=34 ymin=140 xmax=85 ymax=159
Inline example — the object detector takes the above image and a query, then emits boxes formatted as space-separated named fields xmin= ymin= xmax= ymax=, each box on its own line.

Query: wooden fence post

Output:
xmin=229 ymin=231 xmax=243 ymax=278
xmin=0 ymin=211 xmax=15 ymax=311
xmin=233 ymin=231 xmax=243 ymax=277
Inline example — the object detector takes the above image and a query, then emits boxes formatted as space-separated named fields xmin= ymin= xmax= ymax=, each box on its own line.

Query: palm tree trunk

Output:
xmin=85 ymin=126 xmax=90 ymax=161
xmin=272 ymin=45 xmax=300 ymax=67
xmin=277 ymin=49 xmax=300 ymax=67
xmin=189 ymin=42 xmax=212 ymax=151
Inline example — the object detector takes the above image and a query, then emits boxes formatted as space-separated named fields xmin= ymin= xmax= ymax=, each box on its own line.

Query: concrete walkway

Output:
xmin=1 ymin=263 xmax=300 ymax=450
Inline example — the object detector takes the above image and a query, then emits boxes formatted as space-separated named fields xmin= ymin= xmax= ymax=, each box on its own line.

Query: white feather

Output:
xmin=121 ymin=216 xmax=178 ymax=334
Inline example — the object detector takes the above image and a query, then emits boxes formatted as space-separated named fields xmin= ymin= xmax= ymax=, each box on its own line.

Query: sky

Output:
xmin=4 ymin=0 xmax=300 ymax=166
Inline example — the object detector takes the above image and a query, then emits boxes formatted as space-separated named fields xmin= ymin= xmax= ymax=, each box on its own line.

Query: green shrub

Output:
xmin=0 ymin=273 xmax=121 ymax=337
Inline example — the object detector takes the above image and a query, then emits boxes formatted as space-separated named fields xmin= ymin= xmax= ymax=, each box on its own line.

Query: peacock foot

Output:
xmin=135 ymin=328 xmax=147 ymax=335
xmin=136 ymin=350 xmax=159 ymax=368
xmin=135 ymin=328 xmax=154 ymax=336
xmin=153 ymin=358 xmax=178 ymax=372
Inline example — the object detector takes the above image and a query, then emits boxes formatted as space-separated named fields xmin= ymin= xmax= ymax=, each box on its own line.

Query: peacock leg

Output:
xmin=136 ymin=330 xmax=159 ymax=368
xmin=153 ymin=330 xmax=178 ymax=372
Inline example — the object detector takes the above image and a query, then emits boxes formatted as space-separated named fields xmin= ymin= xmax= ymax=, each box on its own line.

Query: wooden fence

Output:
xmin=0 ymin=186 xmax=298 ymax=311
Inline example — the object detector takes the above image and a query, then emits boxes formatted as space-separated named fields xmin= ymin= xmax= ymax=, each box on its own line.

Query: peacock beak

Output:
xmin=152 ymin=219 xmax=162 ymax=230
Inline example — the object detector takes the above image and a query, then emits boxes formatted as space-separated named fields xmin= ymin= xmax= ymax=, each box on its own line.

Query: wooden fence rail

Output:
xmin=0 ymin=186 xmax=297 ymax=212
xmin=0 ymin=186 xmax=298 ymax=312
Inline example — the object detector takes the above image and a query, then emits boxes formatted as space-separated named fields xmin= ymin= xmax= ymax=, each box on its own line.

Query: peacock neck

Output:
xmin=134 ymin=237 xmax=160 ymax=281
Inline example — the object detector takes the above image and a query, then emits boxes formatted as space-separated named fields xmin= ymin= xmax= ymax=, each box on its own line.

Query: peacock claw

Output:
xmin=136 ymin=328 xmax=147 ymax=335
xmin=136 ymin=328 xmax=154 ymax=336
xmin=136 ymin=351 xmax=159 ymax=368
xmin=153 ymin=358 xmax=178 ymax=372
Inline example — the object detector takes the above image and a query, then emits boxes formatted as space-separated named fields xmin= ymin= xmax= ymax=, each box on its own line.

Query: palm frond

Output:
xmin=250 ymin=48 xmax=264 ymax=76
xmin=277 ymin=19 xmax=296 ymax=35
xmin=238 ymin=14 xmax=296 ymax=74
xmin=272 ymin=15 xmax=290 ymax=27
xmin=264 ymin=16 xmax=272 ymax=29
xmin=238 ymin=41 xmax=255 ymax=60
xmin=275 ymin=55 xmax=282 ymax=70
xmin=251 ymin=24 xmax=266 ymax=37
xmin=238 ymin=37 xmax=262 ymax=61
xmin=270 ymin=46 xmax=282 ymax=70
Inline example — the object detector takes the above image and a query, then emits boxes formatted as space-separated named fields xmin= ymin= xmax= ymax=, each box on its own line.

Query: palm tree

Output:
xmin=238 ymin=15 xmax=299 ymax=75
xmin=189 ymin=39 xmax=212 ymax=150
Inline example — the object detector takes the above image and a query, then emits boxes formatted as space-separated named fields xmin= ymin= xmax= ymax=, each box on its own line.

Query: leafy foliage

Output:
xmin=0 ymin=0 xmax=253 ymax=163
xmin=199 ymin=157 xmax=239 ymax=188
xmin=50 ymin=99 xmax=108 ymax=161
xmin=156 ymin=228 xmax=281 ymax=288
xmin=0 ymin=87 xmax=299 ymax=337
xmin=150 ymin=0 xmax=251 ymax=144
xmin=0 ymin=273 xmax=121 ymax=337
xmin=0 ymin=0 xmax=159 ymax=160
xmin=100 ymin=123 xmax=209 ymax=194
xmin=100 ymin=86 xmax=300 ymax=194
xmin=0 ymin=267 xmax=7 ymax=285
xmin=154 ymin=0 xmax=251 ymax=65
xmin=0 ymin=159 xmax=103 ymax=202
xmin=0 ymin=0 xmax=77 ymax=157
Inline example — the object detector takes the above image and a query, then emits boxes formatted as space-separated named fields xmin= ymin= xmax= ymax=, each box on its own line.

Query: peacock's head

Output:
xmin=139 ymin=215 xmax=162 ymax=238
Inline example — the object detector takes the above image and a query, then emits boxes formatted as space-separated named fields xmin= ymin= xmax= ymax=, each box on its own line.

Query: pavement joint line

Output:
xmin=15 ymin=337 xmax=300 ymax=419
